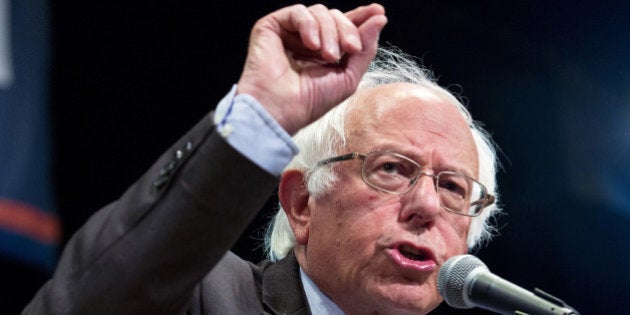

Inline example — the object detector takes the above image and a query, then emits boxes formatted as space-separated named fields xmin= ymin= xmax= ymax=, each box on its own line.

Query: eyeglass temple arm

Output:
xmin=316 ymin=152 xmax=365 ymax=167
xmin=470 ymin=194 xmax=496 ymax=209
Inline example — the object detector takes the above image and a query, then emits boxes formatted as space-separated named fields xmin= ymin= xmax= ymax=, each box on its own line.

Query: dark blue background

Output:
xmin=5 ymin=1 xmax=629 ymax=314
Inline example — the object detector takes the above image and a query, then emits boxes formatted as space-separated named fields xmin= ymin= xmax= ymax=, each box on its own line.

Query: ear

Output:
xmin=278 ymin=169 xmax=311 ymax=245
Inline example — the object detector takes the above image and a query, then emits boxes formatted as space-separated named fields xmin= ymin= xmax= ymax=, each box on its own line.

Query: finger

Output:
xmin=329 ymin=9 xmax=362 ymax=54
xmin=271 ymin=4 xmax=321 ymax=51
xmin=308 ymin=4 xmax=340 ymax=61
xmin=345 ymin=3 xmax=386 ymax=27
xmin=344 ymin=13 xmax=387 ymax=76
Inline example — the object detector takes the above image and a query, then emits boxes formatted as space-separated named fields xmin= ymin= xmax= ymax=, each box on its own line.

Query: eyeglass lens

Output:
xmin=362 ymin=152 xmax=486 ymax=215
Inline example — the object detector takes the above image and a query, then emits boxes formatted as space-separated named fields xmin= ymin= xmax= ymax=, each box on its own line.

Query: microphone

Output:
xmin=437 ymin=255 xmax=579 ymax=315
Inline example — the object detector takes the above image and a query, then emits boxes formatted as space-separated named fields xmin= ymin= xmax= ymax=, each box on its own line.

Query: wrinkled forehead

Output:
xmin=344 ymin=82 xmax=479 ymax=174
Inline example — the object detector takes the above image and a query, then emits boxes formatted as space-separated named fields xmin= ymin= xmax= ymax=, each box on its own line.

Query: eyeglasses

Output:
xmin=316 ymin=151 xmax=495 ymax=217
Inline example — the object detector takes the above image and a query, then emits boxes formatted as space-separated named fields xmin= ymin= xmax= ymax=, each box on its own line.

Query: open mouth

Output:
xmin=387 ymin=243 xmax=437 ymax=272
xmin=398 ymin=244 xmax=429 ymax=261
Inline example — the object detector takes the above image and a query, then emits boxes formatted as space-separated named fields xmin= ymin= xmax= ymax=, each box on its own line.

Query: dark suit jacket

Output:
xmin=23 ymin=112 xmax=311 ymax=314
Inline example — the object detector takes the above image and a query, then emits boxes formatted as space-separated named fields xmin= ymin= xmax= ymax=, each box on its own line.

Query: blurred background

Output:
xmin=1 ymin=1 xmax=628 ymax=314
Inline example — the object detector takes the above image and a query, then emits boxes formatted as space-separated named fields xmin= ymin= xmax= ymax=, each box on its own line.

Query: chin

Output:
xmin=366 ymin=281 xmax=442 ymax=315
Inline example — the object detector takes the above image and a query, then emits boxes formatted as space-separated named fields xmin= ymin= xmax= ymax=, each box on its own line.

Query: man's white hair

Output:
xmin=264 ymin=47 xmax=501 ymax=261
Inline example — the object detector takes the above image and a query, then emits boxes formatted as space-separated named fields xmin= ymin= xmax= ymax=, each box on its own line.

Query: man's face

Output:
xmin=292 ymin=83 xmax=479 ymax=314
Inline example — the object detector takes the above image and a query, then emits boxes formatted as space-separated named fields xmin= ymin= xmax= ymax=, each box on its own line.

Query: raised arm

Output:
xmin=23 ymin=4 xmax=386 ymax=315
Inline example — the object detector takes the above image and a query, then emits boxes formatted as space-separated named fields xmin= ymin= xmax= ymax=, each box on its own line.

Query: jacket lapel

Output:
xmin=261 ymin=252 xmax=311 ymax=315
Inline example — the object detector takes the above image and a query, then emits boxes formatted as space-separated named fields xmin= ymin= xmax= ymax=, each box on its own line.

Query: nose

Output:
xmin=399 ymin=174 xmax=442 ymax=229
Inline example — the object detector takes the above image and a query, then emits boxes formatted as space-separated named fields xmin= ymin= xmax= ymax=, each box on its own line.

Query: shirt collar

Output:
xmin=300 ymin=268 xmax=345 ymax=315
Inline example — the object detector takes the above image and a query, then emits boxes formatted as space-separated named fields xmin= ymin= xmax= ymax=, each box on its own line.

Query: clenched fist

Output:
xmin=237 ymin=3 xmax=387 ymax=135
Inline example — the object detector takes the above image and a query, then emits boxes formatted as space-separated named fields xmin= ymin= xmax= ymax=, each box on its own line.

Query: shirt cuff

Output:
xmin=214 ymin=85 xmax=299 ymax=176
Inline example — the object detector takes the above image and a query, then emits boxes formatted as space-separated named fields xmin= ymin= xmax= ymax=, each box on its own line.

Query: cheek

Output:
xmin=310 ymin=183 xmax=396 ymax=260
xmin=314 ymin=170 xmax=389 ymax=228
xmin=436 ymin=213 xmax=471 ymax=254
xmin=313 ymin=190 xmax=385 ymax=244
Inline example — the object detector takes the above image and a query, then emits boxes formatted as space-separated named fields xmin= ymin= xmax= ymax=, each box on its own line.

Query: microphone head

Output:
xmin=437 ymin=254 xmax=488 ymax=309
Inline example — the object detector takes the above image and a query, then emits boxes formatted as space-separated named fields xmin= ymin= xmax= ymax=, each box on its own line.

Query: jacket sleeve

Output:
xmin=23 ymin=112 xmax=279 ymax=315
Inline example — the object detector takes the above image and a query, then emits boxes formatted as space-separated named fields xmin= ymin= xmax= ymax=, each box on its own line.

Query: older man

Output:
xmin=24 ymin=3 xmax=499 ymax=315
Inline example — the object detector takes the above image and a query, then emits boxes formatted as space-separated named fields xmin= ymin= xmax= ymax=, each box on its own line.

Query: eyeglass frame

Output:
xmin=315 ymin=151 xmax=496 ymax=217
